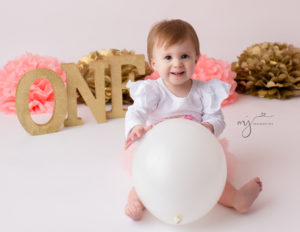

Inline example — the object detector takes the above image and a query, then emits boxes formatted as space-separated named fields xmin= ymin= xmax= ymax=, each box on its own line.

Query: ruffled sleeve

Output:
xmin=201 ymin=79 xmax=231 ymax=137
xmin=201 ymin=79 xmax=231 ymax=114
xmin=125 ymin=80 xmax=159 ymax=138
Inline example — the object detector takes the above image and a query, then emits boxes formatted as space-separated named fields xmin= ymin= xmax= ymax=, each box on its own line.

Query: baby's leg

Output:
xmin=125 ymin=187 xmax=145 ymax=220
xmin=218 ymin=177 xmax=262 ymax=213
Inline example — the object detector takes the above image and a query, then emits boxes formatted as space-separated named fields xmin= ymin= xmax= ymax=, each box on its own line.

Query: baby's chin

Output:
xmin=169 ymin=78 xmax=192 ymax=85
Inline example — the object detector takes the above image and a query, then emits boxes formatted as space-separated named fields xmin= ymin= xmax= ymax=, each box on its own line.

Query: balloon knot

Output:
xmin=174 ymin=215 xmax=182 ymax=224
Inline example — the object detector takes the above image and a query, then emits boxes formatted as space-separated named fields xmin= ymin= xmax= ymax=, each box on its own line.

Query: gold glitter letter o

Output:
xmin=15 ymin=69 xmax=67 ymax=135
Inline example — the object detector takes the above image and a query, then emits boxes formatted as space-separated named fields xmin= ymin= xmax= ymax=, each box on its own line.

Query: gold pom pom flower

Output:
xmin=76 ymin=49 xmax=153 ymax=104
xmin=232 ymin=42 xmax=300 ymax=99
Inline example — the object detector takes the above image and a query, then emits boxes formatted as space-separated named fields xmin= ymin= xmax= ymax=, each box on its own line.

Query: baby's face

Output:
xmin=151 ymin=39 xmax=198 ymax=91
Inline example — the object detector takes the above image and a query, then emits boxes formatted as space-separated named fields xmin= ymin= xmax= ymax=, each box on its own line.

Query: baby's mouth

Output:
xmin=171 ymin=71 xmax=185 ymax=76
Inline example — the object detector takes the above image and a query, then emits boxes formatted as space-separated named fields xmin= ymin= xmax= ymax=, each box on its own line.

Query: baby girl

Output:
xmin=124 ymin=19 xmax=262 ymax=221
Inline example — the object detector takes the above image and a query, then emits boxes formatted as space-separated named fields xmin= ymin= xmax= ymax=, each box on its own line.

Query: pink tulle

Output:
xmin=145 ymin=54 xmax=238 ymax=106
xmin=0 ymin=53 xmax=66 ymax=114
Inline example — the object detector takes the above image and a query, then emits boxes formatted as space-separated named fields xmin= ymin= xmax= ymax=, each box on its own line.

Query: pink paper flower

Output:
xmin=0 ymin=53 xmax=66 ymax=114
xmin=145 ymin=54 xmax=238 ymax=106
xmin=192 ymin=55 xmax=238 ymax=106
xmin=145 ymin=71 xmax=160 ymax=80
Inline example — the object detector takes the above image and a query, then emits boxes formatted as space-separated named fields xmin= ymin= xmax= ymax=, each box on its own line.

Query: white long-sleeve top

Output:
xmin=125 ymin=78 xmax=231 ymax=138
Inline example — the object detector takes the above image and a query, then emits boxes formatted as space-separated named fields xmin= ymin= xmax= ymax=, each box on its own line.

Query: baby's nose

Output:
xmin=173 ymin=58 xmax=183 ymax=67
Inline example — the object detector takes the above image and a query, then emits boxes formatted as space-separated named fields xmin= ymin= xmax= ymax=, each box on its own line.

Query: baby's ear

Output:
xmin=195 ymin=55 xmax=199 ymax=64
xmin=150 ymin=59 xmax=156 ymax=70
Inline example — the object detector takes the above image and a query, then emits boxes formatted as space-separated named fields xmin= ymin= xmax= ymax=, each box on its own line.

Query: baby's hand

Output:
xmin=124 ymin=125 xmax=153 ymax=150
xmin=201 ymin=122 xmax=214 ymax=134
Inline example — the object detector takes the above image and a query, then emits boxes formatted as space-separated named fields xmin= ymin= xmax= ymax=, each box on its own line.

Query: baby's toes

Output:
xmin=125 ymin=201 xmax=144 ymax=220
xmin=132 ymin=201 xmax=143 ymax=210
xmin=125 ymin=204 xmax=133 ymax=217
xmin=255 ymin=178 xmax=263 ymax=190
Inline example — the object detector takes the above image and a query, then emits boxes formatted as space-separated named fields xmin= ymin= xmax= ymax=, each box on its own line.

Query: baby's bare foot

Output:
xmin=234 ymin=177 xmax=262 ymax=213
xmin=125 ymin=199 xmax=145 ymax=221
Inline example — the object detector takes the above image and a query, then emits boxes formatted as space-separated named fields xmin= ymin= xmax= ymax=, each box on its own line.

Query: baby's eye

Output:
xmin=181 ymin=54 xmax=189 ymax=59
xmin=164 ymin=55 xmax=172 ymax=60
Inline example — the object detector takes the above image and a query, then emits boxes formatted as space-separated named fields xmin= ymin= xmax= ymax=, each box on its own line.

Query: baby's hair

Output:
xmin=147 ymin=19 xmax=200 ymax=62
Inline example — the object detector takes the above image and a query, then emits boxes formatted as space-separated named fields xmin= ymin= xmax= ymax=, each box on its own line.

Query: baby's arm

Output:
xmin=124 ymin=124 xmax=153 ymax=150
xmin=202 ymin=109 xmax=225 ymax=137
xmin=124 ymin=80 xmax=159 ymax=149
xmin=201 ymin=122 xmax=214 ymax=134
xmin=200 ymin=79 xmax=230 ymax=137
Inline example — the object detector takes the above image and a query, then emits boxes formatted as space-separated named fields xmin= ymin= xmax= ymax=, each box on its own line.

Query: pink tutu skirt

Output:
xmin=121 ymin=138 xmax=237 ymax=182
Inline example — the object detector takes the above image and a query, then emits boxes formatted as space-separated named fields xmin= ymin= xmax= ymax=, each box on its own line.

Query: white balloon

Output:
xmin=132 ymin=118 xmax=227 ymax=225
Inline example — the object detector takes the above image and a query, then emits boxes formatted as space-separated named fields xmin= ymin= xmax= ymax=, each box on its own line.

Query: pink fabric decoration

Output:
xmin=145 ymin=71 xmax=160 ymax=80
xmin=0 ymin=53 xmax=66 ymax=114
xmin=192 ymin=55 xmax=238 ymax=106
xmin=145 ymin=54 xmax=238 ymax=106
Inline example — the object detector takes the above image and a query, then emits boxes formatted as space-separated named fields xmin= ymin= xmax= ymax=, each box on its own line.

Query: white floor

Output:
xmin=0 ymin=94 xmax=300 ymax=232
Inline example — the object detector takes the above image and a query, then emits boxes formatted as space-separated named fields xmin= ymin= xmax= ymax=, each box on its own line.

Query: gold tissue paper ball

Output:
xmin=76 ymin=49 xmax=154 ymax=104
xmin=232 ymin=42 xmax=300 ymax=99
